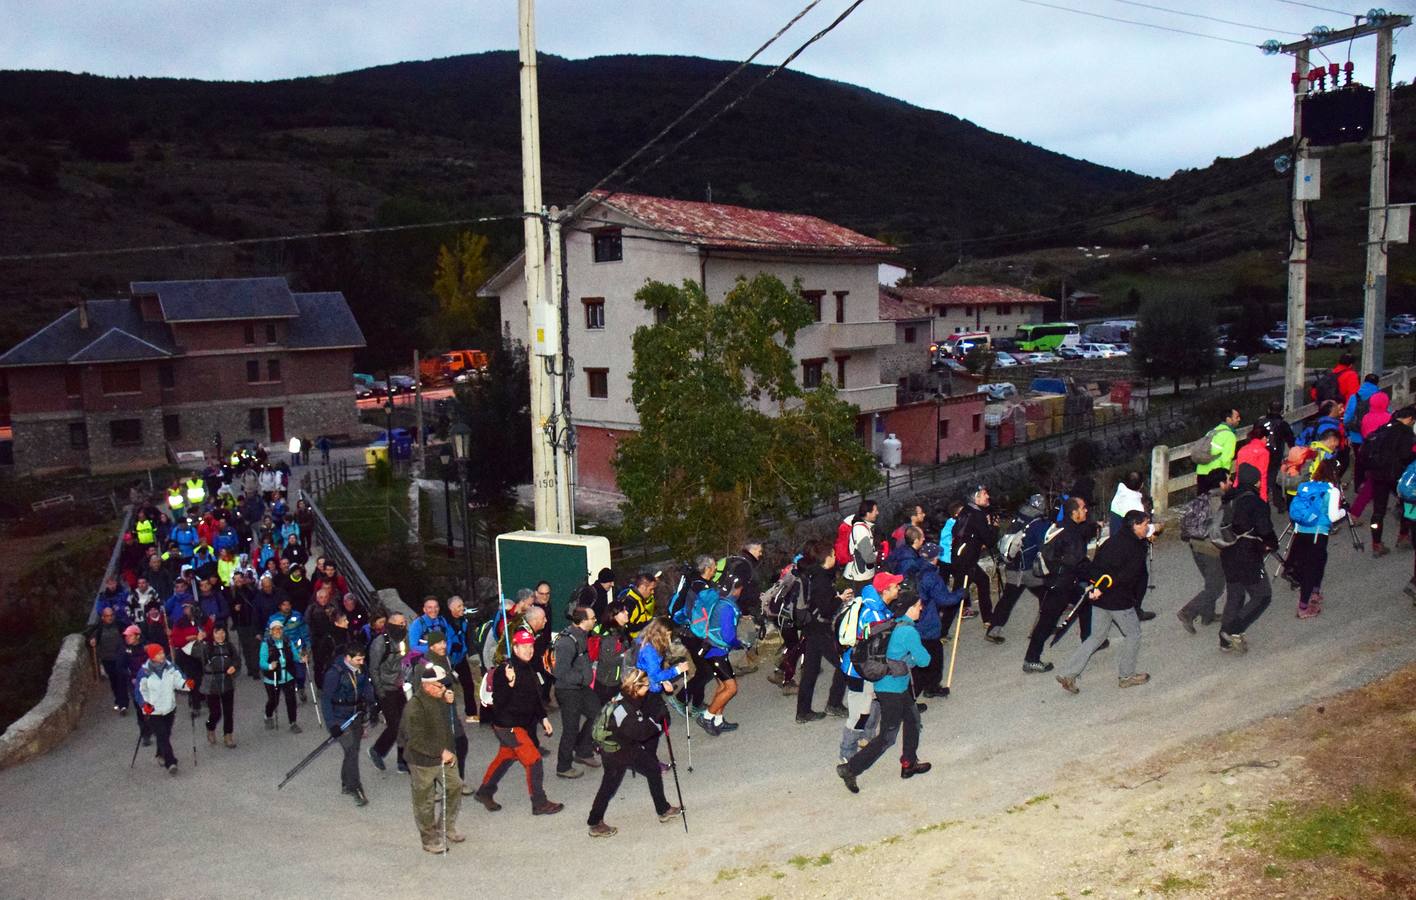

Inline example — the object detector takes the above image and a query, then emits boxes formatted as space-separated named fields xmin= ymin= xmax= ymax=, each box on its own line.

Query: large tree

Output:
xmin=428 ymin=231 xmax=494 ymax=349
xmin=451 ymin=339 xmax=532 ymax=510
xmin=1133 ymin=297 xmax=1217 ymax=394
xmin=614 ymin=275 xmax=879 ymax=557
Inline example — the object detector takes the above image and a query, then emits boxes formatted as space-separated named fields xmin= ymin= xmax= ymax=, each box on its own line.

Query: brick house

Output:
xmin=481 ymin=191 xmax=900 ymax=493
xmin=0 ymin=277 xmax=364 ymax=476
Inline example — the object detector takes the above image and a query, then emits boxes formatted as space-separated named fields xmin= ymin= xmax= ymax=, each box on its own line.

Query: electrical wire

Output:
xmin=1107 ymin=0 xmax=1303 ymax=35
xmin=1013 ymin=0 xmax=1264 ymax=47
xmin=583 ymin=0 xmax=825 ymax=200
xmin=1268 ymin=0 xmax=1362 ymax=18
xmin=0 ymin=213 xmax=526 ymax=263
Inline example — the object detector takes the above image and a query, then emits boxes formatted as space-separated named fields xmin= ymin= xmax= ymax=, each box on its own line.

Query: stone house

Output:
xmin=0 ymin=277 xmax=364 ymax=476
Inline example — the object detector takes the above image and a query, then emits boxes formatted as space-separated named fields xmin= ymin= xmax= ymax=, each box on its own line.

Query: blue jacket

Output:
xmin=704 ymin=598 xmax=743 ymax=658
xmin=197 ymin=589 xmax=228 ymax=624
xmin=408 ymin=614 xmax=445 ymax=654
xmin=259 ymin=636 xmax=298 ymax=685
xmin=258 ymin=543 xmax=277 ymax=569
xmin=840 ymin=586 xmax=890 ymax=679
xmin=213 ymin=527 xmax=240 ymax=554
xmin=915 ymin=566 xmax=963 ymax=640
xmin=278 ymin=522 xmax=300 ymax=545
xmin=938 ymin=519 xmax=956 ymax=564
xmin=92 ymin=586 xmax=133 ymax=625
xmin=165 ymin=588 xmax=194 ymax=623
xmin=269 ymin=610 xmax=309 ymax=653
xmin=320 ymin=658 xmax=376 ymax=726
xmin=1344 ymin=382 xmax=1381 ymax=444
xmin=874 ymin=617 xmax=932 ymax=694
xmin=171 ymin=525 xmax=198 ymax=558
xmin=635 ymin=640 xmax=678 ymax=692
xmin=443 ymin=614 xmax=471 ymax=666
xmin=889 ymin=543 xmax=924 ymax=578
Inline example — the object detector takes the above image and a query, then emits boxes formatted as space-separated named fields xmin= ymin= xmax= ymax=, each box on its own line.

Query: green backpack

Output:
xmin=591 ymin=694 xmax=623 ymax=754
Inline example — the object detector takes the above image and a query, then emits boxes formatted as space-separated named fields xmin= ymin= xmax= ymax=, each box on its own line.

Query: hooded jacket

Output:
xmin=137 ymin=660 xmax=183 ymax=715
xmin=634 ymin=639 xmax=679 ymax=693
xmin=489 ymin=656 xmax=546 ymax=729
xmin=197 ymin=637 xmax=243 ymax=695
xmin=1220 ymin=465 xmax=1276 ymax=582
xmin=951 ymin=502 xmax=997 ymax=570
xmin=873 ymin=616 xmax=931 ymax=695
xmin=552 ymin=624 xmax=594 ymax=690
xmin=1233 ymin=438 xmax=1271 ymax=502
xmin=368 ymin=625 xmax=408 ymax=695
xmin=1088 ymin=526 xmax=1150 ymax=611
xmin=840 ymin=586 xmax=890 ymax=679
xmin=1360 ymin=390 xmax=1392 ymax=440
xmin=260 ymin=633 xmax=298 ymax=686
xmin=914 ymin=564 xmax=963 ymax=641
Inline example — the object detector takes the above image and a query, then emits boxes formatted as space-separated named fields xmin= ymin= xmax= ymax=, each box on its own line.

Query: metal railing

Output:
xmin=85 ymin=506 xmax=135 ymax=627
xmin=298 ymin=487 xmax=379 ymax=615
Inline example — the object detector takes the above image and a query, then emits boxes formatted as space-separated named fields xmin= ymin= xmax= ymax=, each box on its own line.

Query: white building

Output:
xmin=479 ymin=191 xmax=898 ymax=492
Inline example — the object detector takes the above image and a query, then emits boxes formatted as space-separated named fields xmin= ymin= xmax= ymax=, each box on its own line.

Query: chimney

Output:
xmin=77 ymin=297 xmax=89 ymax=331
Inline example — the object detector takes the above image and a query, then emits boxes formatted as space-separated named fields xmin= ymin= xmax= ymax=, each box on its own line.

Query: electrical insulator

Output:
xmin=1261 ymin=39 xmax=1283 ymax=56
xmin=1311 ymin=25 xmax=1333 ymax=38
xmin=1292 ymin=71 xmax=1303 ymax=89
xmin=1328 ymin=63 xmax=1340 ymax=81
xmin=1343 ymin=60 xmax=1355 ymax=86
xmin=1368 ymin=8 xmax=1389 ymax=23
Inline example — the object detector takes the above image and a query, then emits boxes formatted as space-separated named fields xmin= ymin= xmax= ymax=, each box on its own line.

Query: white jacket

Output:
xmin=843 ymin=519 xmax=877 ymax=581
xmin=137 ymin=661 xmax=184 ymax=715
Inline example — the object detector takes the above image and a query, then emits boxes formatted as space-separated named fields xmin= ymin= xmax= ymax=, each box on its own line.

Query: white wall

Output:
xmin=933 ymin=303 xmax=1048 ymax=337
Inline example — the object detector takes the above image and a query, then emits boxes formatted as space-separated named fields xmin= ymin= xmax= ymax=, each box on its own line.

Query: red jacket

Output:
xmin=1334 ymin=364 xmax=1360 ymax=403
xmin=1233 ymin=439 xmax=1271 ymax=501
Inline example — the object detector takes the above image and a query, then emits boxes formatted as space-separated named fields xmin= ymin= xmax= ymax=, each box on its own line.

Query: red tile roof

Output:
xmin=883 ymin=285 xmax=1054 ymax=309
xmin=588 ymin=191 xmax=895 ymax=255
xmin=877 ymin=286 xmax=933 ymax=321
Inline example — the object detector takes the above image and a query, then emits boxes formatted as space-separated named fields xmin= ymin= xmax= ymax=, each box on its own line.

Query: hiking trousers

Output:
xmin=587 ymin=746 xmax=670 ymax=826
xmin=150 ymin=711 xmax=178 ymax=768
xmin=336 ymin=723 xmax=364 ymax=792
xmin=1288 ymin=531 xmax=1329 ymax=608
xmin=556 ymin=686 xmax=599 ymax=773
xmin=1221 ymin=572 xmax=1272 ymax=639
xmin=1058 ymin=606 xmax=1141 ymax=680
xmin=951 ymin=562 xmax=992 ymax=622
xmin=482 ymin=726 xmax=548 ymax=805
xmin=795 ymin=623 xmax=845 ymax=718
xmin=839 ymin=676 xmax=879 ymax=762
xmin=1368 ymin=478 xmax=1409 ymax=545
xmin=844 ymin=691 xmax=919 ymax=777
xmin=410 ymin=762 xmax=461 ymax=848
xmin=1177 ymin=548 xmax=1225 ymax=623
xmin=102 ymin=659 xmax=129 ymax=709
xmin=372 ymin=689 xmax=406 ymax=764
xmin=1024 ymin=581 xmax=1091 ymax=664
xmin=264 ymin=682 xmax=297 ymax=723
xmin=913 ymin=636 xmax=944 ymax=693
xmin=205 ymin=688 xmax=235 ymax=736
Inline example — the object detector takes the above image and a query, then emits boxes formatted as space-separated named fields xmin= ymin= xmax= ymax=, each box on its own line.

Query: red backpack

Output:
xmin=834 ymin=518 xmax=853 ymax=567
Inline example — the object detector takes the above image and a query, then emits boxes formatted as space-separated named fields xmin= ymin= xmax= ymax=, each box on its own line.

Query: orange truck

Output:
xmin=420 ymin=349 xmax=490 ymax=384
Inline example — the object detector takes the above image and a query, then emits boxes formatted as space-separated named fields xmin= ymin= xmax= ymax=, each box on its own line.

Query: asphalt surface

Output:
xmin=1 ymin=526 xmax=1413 ymax=898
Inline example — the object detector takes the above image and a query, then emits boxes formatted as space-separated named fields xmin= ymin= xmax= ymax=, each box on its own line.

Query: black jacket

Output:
xmin=951 ymin=504 xmax=997 ymax=570
xmin=1362 ymin=419 xmax=1415 ymax=482
xmin=604 ymin=691 xmax=668 ymax=756
xmin=1088 ymin=528 xmax=1149 ymax=611
xmin=491 ymin=657 xmax=547 ymax=730
xmin=1044 ymin=518 xmax=1093 ymax=586
xmin=1258 ymin=413 xmax=1296 ymax=455
xmin=800 ymin=564 xmax=837 ymax=626
xmin=1220 ymin=486 xmax=1276 ymax=582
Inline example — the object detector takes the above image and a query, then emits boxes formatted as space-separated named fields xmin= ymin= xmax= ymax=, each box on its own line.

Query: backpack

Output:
xmin=687 ymin=587 xmax=722 ymax=641
xmin=1278 ymin=445 xmax=1318 ymax=493
xmin=588 ymin=630 xmax=632 ymax=690
xmin=1017 ymin=517 xmax=1051 ymax=573
xmin=703 ymin=597 xmax=739 ymax=651
xmin=1347 ymin=390 xmax=1375 ymax=430
xmin=397 ymin=649 xmax=426 ymax=699
xmin=1179 ymin=493 xmax=1215 ymax=542
xmin=1312 ymin=371 xmax=1340 ymax=404
xmin=1030 ymin=524 xmax=1066 ymax=578
xmin=834 ymin=519 xmax=853 ymax=570
xmin=478 ymin=668 xmax=495 ymax=708
xmin=667 ymin=575 xmax=693 ymax=628
xmin=1288 ymin=481 xmax=1330 ymax=530
xmin=855 ymin=619 xmax=908 ymax=682
xmin=1212 ymin=497 xmax=1250 ymax=548
xmin=761 ymin=563 xmax=801 ymax=631
xmin=1363 ymin=422 xmax=1404 ymax=476
xmin=997 ymin=517 xmax=1027 ymax=562
xmin=937 ymin=518 xmax=956 ymax=563
xmin=833 ymin=596 xmax=863 ymax=649
xmin=1399 ymin=460 xmax=1416 ymax=503
xmin=1191 ymin=424 xmax=1226 ymax=466
xmin=591 ymin=695 xmax=625 ymax=755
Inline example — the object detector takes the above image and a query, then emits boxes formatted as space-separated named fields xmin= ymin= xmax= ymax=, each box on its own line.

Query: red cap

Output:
xmin=123 ymin=625 xmax=141 ymax=637
xmin=871 ymin=572 xmax=905 ymax=593
xmin=511 ymin=629 xmax=536 ymax=647
xmin=145 ymin=643 xmax=165 ymax=660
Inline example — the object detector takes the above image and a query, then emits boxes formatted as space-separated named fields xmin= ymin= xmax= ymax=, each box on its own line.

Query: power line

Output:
xmin=1268 ymin=0 xmax=1363 ymax=18
xmin=1107 ymin=0 xmax=1303 ymax=35
xmin=1013 ymin=0 xmax=1264 ymax=47
xmin=0 ymin=213 xmax=526 ymax=263
xmin=584 ymin=0 xmax=826 ymax=200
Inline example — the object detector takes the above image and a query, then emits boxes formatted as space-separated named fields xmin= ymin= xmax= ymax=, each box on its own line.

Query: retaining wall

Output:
xmin=0 ymin=635 xmax=93 ymax=770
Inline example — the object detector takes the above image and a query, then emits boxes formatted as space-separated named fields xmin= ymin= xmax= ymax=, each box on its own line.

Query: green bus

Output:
xmin=1014 ymin=322 xmax=1080 ymax=352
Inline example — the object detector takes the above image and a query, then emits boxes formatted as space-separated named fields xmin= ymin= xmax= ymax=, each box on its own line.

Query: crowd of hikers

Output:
xmin=90 ymin=354 xmax=1416 ymax=848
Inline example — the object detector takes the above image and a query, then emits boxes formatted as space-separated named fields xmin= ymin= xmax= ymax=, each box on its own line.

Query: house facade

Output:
xmin=0 ymin=277 xmax=365 ymax=476
xmin=482 ymin=191 xmax=899 ymax=493
xmin=884 ymin=284 xmax=1053 ymax=339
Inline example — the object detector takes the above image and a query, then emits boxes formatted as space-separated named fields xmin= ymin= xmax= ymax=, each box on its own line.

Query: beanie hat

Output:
xmin=512 ymin=628 xmax=536 ymax=647
xmin=1237 ymin=462 xmax=1261 ymax=488
xmin=425 ymin=630 xmax=446 ymax=647
xmin=145 ymin=643 xmax=164 ymax=661
xmin=123 ymin=625 xmax=142 ymax=637
xmin=597 ymin=567 xmax=616 ymax=584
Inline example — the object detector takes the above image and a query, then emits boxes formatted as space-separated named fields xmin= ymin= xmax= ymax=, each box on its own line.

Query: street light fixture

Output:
xmin=449 ymin=422 xmax=476 ymax=598
xmin=438 ymin=445 xmax=454 ymax=559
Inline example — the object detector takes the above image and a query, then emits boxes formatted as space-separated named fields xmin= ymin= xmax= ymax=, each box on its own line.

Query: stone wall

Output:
xmin=0 ymin=635 xmax=93 ymax=770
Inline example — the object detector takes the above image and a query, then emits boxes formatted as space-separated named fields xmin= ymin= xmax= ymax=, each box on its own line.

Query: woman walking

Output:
xmin=1286 ymin=459 xmax=1345 ymax=618
xmin=198 ymin=624 xmax=243 ymax=747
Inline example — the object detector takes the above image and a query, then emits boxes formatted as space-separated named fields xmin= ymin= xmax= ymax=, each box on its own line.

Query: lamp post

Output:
xmin=450 ymin=422 xmax=476 ymax=598
xmin=438 ymin=445 xmax=454 ymax=559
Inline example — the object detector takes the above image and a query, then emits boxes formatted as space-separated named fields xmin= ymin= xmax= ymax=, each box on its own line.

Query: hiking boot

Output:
xmin=224 ymin=734 xmax=236 ymax=749
xmin=836 ymin=763 xmax=860 ymax=794
xmin=206 ymin=729 xmax=217 ymax=746
xmin=1199 ymin=615 xmax=1217 ymax=626
xmin=368 ymin=747 xmax=386 ymax=771
xmin=353 ymin=787 xmax=369 ymax=807
xmin=532 ymin=800 xmax=564 ymax=816
xmin=1372 ymin=541 xmax=1389 ymax=558
xmin=1022 ymin=660 xmax=1054 ymax=674
xmin=422 ymin=843 xmax=445 ymax=854
xmin=1136 ymin=609 xmax=1157 ymax=622
xmin=264 ymin=717 xmax=276 ymax=730
xmin=915 ymin=703 xmax=928 ymax=714
xmin=766 ymin=671 xmax=785 ymax=686
xmin=901 ymin=761 xmax=932 ymax=779
xmin=922 ymin=687 xmax=948 ymax=698
xmin=142 ymin=735 xmax=153 ymax=747
xmin=574 ymin=754 xmax=601 ymax=769
xmin=659 ymin=805 xmax=684 ymax=823
xmin=1297 ymin=604 xmax=1320 ymax=619
xmin=1118 ymin=673 xmax=1151 ymax=688
xmin=718 ymin=719 xmax=740 ymax=732
xmin=472 ymin=789 xmax=502 ymax=812
xmin=697 ymin=715 xmax=722 ymax=736
xmin=1219 ymin=632 xmax=1237 ymax=652
xmin=825 ymin=703 xmax=848 ymax=718
xmin=1056 ymin=675 xmax=1079 ymax=694
xmin=780 ymin=681 xmax=799 ymax=695
xmin=1177 ymin=612 xmax=1197 ymax=635
xmin=1232 ymin=633 xmax=1249 ymax=653
xmin=289 ymin=722 xmax=302 ymax=734
xmin=796 ymin=711 xmax=827 ymax=724
xmin=556 ymin=767 xmax=583 ymax=779
xmin=588 ymin=823 xmax=617 ymax=837
xmin=1097 ymin=639 xmax=1111 ymax=651
xmin=984 ymin=626 xmax=1006 ymax=644
xmin=298 ymin=691 xmax=307 ymax=705
xmin=167 ymin=763 xmax=179 ymax=777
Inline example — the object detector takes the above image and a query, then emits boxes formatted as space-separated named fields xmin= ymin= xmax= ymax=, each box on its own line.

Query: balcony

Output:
xmin=837 ymin=383 xmax=897 ymax=414
xmin=826 ymin=321 xmax=894 ymax=350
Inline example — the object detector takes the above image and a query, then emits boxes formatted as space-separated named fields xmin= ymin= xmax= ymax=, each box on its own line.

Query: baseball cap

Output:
xmin=871 ymin=571 xmax=905 ymax=593
xmin=512 ymin=628 xmax=536 ymax=647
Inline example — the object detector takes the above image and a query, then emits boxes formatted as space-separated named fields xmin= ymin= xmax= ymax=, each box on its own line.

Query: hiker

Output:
xmin=1176 ymin=469 xmax=1230 ymax=633
xmin=1257 ymin=401 xmax=1296 ymax=511
xmin=1107 ymin=471 xmax=1147 ymax=538
xmin=1056 ymin=510 xmax=1153 ymax=694
xmin=950 ymin=484 xmax=998 ymax=624
xmin=87 ymin=607 xmax=129 ymax=714
xmin=471 ymin=629 xmax=563 ymax=816
xmin=840 ymin=499 xmax=881 ymax=590
xmin=890 ymin=504 xmax=927 ymax=554
xmin=1233 ymin=427 xmax=1272 ymax=503
xmin=196 ymin=624 xmax=242 ymax=748
xmin=619 ymin=571 xmax=657 ymax=638
xmin=677 ymin=556 xmax=720 ymax=715
xmin=592 ymin=601 xmax=634 ymax=706
xmin=837 ymin=572 xmax=897 ymax=764
xmin=120 ymin=626 xmax=152 ymax=747
xmin=1219 ymin=463 xmax=1279 ymax=653
xmin=320 ymin=643 xmax=377 ymax=807
xmin=137 ymin=644 xmax=187 ymax=775
xmin=1344 ymin=374 xmax=1385 ymax=490
xmin=1194 ymin=407 xmax=1241 ymax=481
xmin=399 ymin=662 xmax=465 ymax=854
xmin=367 ymin=612 xmax=410 ymax=774
xmin=585 ymin=667 xmax=682 ymax=837
xmin=991 ymin=493 xmax=1049 ymax=642
xmin=1022 ymin=497 xmax=1095 ymax=673
xmin=836 ymin=587 xmax=932 ymax=793
xmin=408 ymin=596 xmax=445 ymax=654
xmin=260 ymin=620 xmax=301 ymax=732
xmin=635 ymin=618 xmax=689 ymax=696
xmin=443 ymin=596 xmax=476 ymax=722
xmin=793 ymin=540 xmax=849 ymax=723
xmin=1288 ymin=459 xmax=1346 ymax=619
xmin=914 ymin=542 xmax=964 ymax=696
xmin=422 ymin=632 xmax=470 ymax=782
xmin=553 ymin=606 xmax=603 ymax=779
xmin=1355 ymin=406 xmax=1416 ymax=556
xmin=694 ymin=574 xmax=747 ymax=737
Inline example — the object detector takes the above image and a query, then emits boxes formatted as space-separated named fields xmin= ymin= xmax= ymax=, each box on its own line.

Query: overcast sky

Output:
xmin=3 ymin=0 xmax=1412 ymax=177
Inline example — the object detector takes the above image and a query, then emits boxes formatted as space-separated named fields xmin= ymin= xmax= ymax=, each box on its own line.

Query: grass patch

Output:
xmin=1154 ymin=872 xmax=1208 ymax=894
xmin=914 ymin=819 xmax=961 ymax=835
xmin=787 ymin=853 xmax=831 ymax=869
xmin=1234 ymin=788 xmax=1416 ymax=861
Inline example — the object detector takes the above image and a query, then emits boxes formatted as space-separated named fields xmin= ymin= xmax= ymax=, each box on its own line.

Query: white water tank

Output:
xmin=881 ymin=433 xmax=902 ymax=468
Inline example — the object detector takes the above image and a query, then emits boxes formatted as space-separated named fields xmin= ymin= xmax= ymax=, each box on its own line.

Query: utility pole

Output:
xmin=547 ymin=214 xmax=575 ymax=531
xmin=518 ymin=0 xmax=569 ymax=533
xmin=413 ymin=349 xmax=424 ymax=478
xmin=1361 ymin=25 xmax=1395 ymax=374
xmin=1284 ymin=47 xmax=1310 ymax=413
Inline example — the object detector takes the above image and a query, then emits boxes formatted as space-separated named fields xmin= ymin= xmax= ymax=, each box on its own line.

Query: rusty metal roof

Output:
xmin=883 ymin=285 xmax=1054 ymax=309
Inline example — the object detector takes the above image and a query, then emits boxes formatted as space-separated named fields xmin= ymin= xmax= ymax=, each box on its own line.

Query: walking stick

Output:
xmin=129 ymin=717 xmax=145 ymax=769
xmin=440 ymin=761 xmax=449 ymax=856
xmin=661 ymin=718 xmax=689 ymax=834
xmin=189 ymin=701 xmax=199 ymax=767
xmin=277 ymin=711 xmax=359 ymax=789
xmin=90 ymin=643 xmax=100 ymax=683
xmin=941 ymin=577 xmax=968 ymax=698
xmin=1049 ymin=575 xmax=1113 ymax=648
xmin=307 ymin=651 xmax=325 ymax=727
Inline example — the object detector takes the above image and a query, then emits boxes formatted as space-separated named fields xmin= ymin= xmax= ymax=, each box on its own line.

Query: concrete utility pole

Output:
xmin=413 ymin=349 xmax=425 ymax=478
xmin=547 ymin=213 xmax=574 ymax=531
xmin=1362 ymin=26 xmax=1395 ymax=374
xmin=1284 ymin=47 xmax=1310 ymax=413
xmin=518 ymin=0 xmax=570 ymax=533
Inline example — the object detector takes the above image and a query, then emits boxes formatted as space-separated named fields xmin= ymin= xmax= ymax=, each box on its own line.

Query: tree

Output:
xmin=614 ymin=275 xmax=879 ymax=557
xmin=428 ymin=231 xmax=493 ymax=349
xmin=1132 ymin=297 xmax=1217 ymax=394
xmin=451 ymin=339 xmax=531 ymax=510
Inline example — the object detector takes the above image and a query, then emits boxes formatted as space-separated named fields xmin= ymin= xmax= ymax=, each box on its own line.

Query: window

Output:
xmin=248 ymin=408 xmax=266 ymax=432
xmin=163 ymin=413 xmax=181 ymax=440
xmin=938 ymin=419 xmax=950 ymax=439
xmin=996 ymin=304 xmax=1012 ymax=316
xmin=937 ymin=307 xmax=946 ymax=317
xmin=267 ymin=360 xmax=282 ymax=382
xmin=265 ymin=322 xmax=278 ymax=344
xmin=246 ymin=360 xmax=260 ymax=383
xmin=592 ymin=228 xmax=622 ymax=263
xmin=834 ymin=356 xmax=849 ymax=388
xmin=802 ymin=358 xmax=825 ymax=389
xmin=64 ymin=369 xmax=81 ymax=397
xmin=653 ymin=305 xmax=670 ymax=325
xmin=243 ymin=323 xmax=256 ymax=345
xmin=802 ymin=290 xmax=824 ymax=323
xmin=109 ymin=419 xmax=142 ymax=447
xmin=903 ymin=326 xmax=916 ymax=344
xmin=69 ymin=422 xmax=88 ymax=450
xmin=834 ymin=291 xmax=848 ymax=324
xmin=972 ymin=413 xmax=982 ymax=432
xmin=583 ymin=298 xmax=605 ymax=330
xmin=585 ymin=368 xmax=609 ymax=399
xmin=954 ymin=326 xmax=962 ymax=333
xmin=100 ymin=366 xmax=141 ymax=395
xmin=158 ymin=363 xmax=174 ymax=390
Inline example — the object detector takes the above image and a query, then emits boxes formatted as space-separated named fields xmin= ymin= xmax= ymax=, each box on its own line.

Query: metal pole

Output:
xmin=459 ymin=461 xmax=476 ymax=597
xmin=443 ymin=471 xmax=455 ymax=559
xmin=1284 ymin=47 xmax=1311 ymax=413
xmin=414 ymin=349 xmax=426 ymax=478
xmin=1361 ymin=26 xmax=1394 ymax=376
xmin=547 ymin=215 xmax=574 ymax=533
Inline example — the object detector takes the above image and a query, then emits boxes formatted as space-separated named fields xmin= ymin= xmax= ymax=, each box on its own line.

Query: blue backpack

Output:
xmin=1019 ymin=517 xmax=1051 ymax=570
xmin=702 ymin=596 xmax=739 ymax=651
xmin=667 ymin=575 xmax=694 ymax=628
xmin=937 ymin=519 xmax=956 ymax=564
xmin=687 ymin=586 xmax=722 ymax=640
xmin=1288 ymin=481 xmax=1330 ymax=530
xmin=1399 ymin=460 xmax=1416 ymax=503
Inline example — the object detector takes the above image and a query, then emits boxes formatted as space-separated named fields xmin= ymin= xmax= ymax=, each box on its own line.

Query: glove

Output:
xmin=142 ymin=703 xmax=154 ymax=715
xmin=184 ymin=680 xmax=195 ymax=690
xmin=328 ymin=726 xmax=342 ymax=739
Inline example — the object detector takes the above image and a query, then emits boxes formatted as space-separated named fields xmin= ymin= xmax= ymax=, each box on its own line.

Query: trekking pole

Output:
xmin=1346 ymin=513 xmax=1364 ymax=552
xmin=307 ymin=651 xmax=325 ymax=727
xmin=277 ymin=711 xmax=359 ymax=789
xmin=1049 ymin=576 xmax=1112 ymax=648
xmin=661 ymin=717 xmax=689 ymax=834
xmin=129 ymin=717 xmax=145 ymax=769
xmin=189 ymin=699 xmax=199 ymax=767
xmin=440 ymin=761 xmax=449 ymax=856
xmin=941 ymin=578 xmax=968 ymax=698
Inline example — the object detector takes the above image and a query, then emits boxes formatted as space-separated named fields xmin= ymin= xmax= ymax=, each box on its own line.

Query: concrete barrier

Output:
xmin=0 ymin=635 xmax=93 ymax=770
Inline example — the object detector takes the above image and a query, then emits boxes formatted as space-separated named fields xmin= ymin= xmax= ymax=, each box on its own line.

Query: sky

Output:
xmin=2 ymin=0 xmax=1413 ymax=177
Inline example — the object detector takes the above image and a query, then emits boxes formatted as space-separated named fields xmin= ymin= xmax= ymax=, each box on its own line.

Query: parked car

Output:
xmin=1387 ymin=322 xmax=1414 ymax=336
xmin=1228 ymin=355 xmax=1260 ymax=371
xmin=993 ymin=351 xmax=1019 ymax=368
xmin=368 ymin=380 xmax=389 ymax=397
xmin=1056 ymin=346 xmax=1083 ymax=359
xmin=354 ymin=380 xmax=372 ymax=399
xmin=353 ymin=372 xmax=375 ymax=388
xmin=388 ymin=375 xmax=417 ymax=393
xmin=1262 ymin=335 xmax=1287 ymax=351
xmin=1072 ymin=344 xmax=1106 ymax=359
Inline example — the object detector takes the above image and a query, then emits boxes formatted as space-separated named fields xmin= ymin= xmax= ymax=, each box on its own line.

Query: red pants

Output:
xmin=480 ymin=726 xmax=546 ymax=803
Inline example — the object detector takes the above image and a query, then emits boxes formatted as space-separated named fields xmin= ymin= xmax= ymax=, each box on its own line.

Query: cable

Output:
xmin=583 ymin=0 xmax=825 ymax=200
xmin=0 ymin=213 xmax=526 ymax=263
xmin=1107 ymin=0 xmax=1303 ymax=35
xmin=1013 ymin=0 xmax=1264 ymax=47
xmin=1268 ymin=0 xmax=1362 ymax=18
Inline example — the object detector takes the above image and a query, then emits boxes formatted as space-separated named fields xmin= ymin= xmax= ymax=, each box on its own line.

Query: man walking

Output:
xmin=1219 ymin=464 xmax=1279 ymax=653
xmin=368 ymin=612 xmax=409 ymax=774
xmin=1195 ymin=407 xmax=1241 ymax=481
xmin=398 ymin=662 xmax=465 ymax=854
xmin=1056 ymin=510 xmax=1152 ymax=694
xmin=320 ymin=643 xmax=378 ymax=806
xmin=951 ymin=484 xmax=998 ymax=624
xmin=553 ymin=605 xmax=602 ymax=779
xmin=1176 ymin=470 xmax=1229 ymax=633
xmin=1022 ymin=497 xmax=1095 ymax=673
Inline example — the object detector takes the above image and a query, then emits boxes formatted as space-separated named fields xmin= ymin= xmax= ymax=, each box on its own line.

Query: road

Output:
xmin=355 ymin=386 xmax=454 ymax=411
xmin=1 ymin=527 xmax=1413 ymax=898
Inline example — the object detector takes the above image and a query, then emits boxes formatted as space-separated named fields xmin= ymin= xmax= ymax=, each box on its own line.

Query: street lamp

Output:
xmin=449 ymin=422 xmax=476 ymax=598
xmin=438 ymin=444 xmax=454 ymax=559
